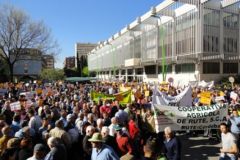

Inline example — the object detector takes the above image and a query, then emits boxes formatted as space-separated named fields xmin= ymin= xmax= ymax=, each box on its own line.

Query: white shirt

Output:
xmin=221 ymin=132 xmax=237 ymax=158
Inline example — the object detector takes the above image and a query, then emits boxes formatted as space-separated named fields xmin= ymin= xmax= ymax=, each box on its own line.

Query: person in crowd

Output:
xmin=44 ymin=137 xmax=67 ymax=160
xmin=115 ymin=125 xmax=133 ymax=156
xmin=219 ymin=123 xmax=238 ymax=160
xmin=0 ymin=126 xmax=12 ymax=156
xmin=101 ymin=126 xmax=120 ymax=156
xmin=18 ymin=138 xmax=33 ymax=160
xmin=10 ymin=114 xmax=21 ymax=135
xmin=28 ymin=109 xmax=42 ymax=133
xmin=228 ymin=109 xmax=240 ymax=140
xmin=49 ymin=120 xmax=71 ymax=149
xmin=109 ymin=117 xmax=119 ymax=137
xmin=1 ymin=137 xmax=21 ymax=160
xmin=83 ymin=125 xmax=95 ymax=160
xmin=163 ymin=126 xmax=181 ymax=160
xmin=96 ymin=118 xmax=104 ymax=132
xmin=89 ymin=132 xmax=119 ymax=160
xmin=27 ymin=143 xmax=47 ymax=160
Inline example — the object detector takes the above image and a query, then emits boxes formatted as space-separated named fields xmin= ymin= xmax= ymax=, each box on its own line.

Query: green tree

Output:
xmin=0 ymin=5 xmax=59 ymax=82
xmin=40 ymin=68 xmax=65 ymax=81
xmin=82 ymin=66 xmax=89 ymax=77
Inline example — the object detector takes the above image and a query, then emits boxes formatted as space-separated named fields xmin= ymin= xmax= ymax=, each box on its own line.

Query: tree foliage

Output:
xmin=40 ymin=69 xmax=65 ymax=81
xmin=0 ymin=5 xmax=59 ymax=81
xmin=82 ymin=66 xmax=89 ymax=77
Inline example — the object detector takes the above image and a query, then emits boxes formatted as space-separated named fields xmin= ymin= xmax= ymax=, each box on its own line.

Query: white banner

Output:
xmin=152 ymin=86 xmax=192 ymax=107
xmin=10 ymin=102 xmax=21 ymax=111
xmin=153 ymin=104 xmax=228 ymax=132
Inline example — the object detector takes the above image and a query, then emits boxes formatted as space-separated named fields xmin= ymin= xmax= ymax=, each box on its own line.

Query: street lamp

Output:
xmin=151 ymin=13 xmax=167 ymax=82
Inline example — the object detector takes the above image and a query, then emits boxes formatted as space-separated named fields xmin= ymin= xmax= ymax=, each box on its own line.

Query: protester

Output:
xmin=27 ymin=143 xmax=46 ymax=160
xmin=0 ymin=80 xmax=239 ymax=160
xmin=163 ymin=126 xmax=181 ymax=160
xmin=88 ymin=132 xmax=119 ymax=160
xmin=219 ymin=123 xmax=238 ymax=160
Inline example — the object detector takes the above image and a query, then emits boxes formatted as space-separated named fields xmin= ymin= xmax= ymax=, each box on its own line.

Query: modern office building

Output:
xmin=75 ymin=43 xmax=97 ymax=76
xmin=42 ymin=55 xmax=55 ymax=69
xmin=64 ymin=56 xmax=76 ymax=69
xmin=88 ymin=0 xmax=240 ymax=86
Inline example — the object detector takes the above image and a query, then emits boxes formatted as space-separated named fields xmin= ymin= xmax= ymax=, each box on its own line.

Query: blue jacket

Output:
xmin=164 ymin=136 xmax=181 ymax=160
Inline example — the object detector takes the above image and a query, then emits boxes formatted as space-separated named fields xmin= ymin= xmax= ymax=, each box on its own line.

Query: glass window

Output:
xmin=158 ymin=65 xmax=172 ymax=74
xmin=175 ymin=63 xmax=195 ymax=73
xmin=136 ymin=68 xmax=143 ymax=75
xmin=223 ymin=63 xmax=238 ymax=74
xmin=203 ymin=62 xmax=220 ymax=74
xmin=127 ymin=69 xmax=133 ymax=75
xmin=145 ymin=65 xmax=156 ymax=75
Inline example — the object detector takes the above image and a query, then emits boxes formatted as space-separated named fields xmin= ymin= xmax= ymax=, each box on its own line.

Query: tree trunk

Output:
xmin=9 ymin=63 xmax=14 ymax=82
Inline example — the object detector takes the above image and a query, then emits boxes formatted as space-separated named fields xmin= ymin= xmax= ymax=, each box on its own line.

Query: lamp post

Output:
xmin=151 ymin=14 xmax=167 ymax=82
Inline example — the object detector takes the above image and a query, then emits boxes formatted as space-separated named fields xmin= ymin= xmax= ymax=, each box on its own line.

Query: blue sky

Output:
xmin=1 ymin=0 xmax=162 ymax=68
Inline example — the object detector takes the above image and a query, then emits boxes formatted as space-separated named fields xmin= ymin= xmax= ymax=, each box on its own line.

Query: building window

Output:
xmin=158 ymin=65 xmax=172 ymax=74
xmin=127 ymin=69 xmax=133 ymax=75
xmin=145 ymin=65 xmax=156 ymax=75
xmin=175 ymin=63 xmax=195 ymax=74
xmin=136 ymin=68 xmax=143 ymax=75
xmin=121 ymin=70 xmax=125 ymax=75
xmin=223 ymin=63 xmax=238 ymax=74
xmin=203 ymin=62 xmax=220 ymax=74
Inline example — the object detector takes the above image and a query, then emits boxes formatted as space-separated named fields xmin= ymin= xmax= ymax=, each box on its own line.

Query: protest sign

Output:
xmin=230 ymin=91 xmax=238 ymax=101
xmin=91 ymin=90 xmax=132 ymax=105
xmin=10 ymin=102 xmax=21 ymax=111
xmin=200 ymin=91 xmax=211 ymax=105
xmin=153 ymin=104 xmax=228 ymax=132
xmin=145 ymin=90 xmax=150 ymax=97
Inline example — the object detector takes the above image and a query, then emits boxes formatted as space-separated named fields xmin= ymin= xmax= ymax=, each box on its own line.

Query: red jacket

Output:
xmin=116 ymin=134 xmax=133 ymax=155
xmin=128 ymin=120 xmax=139 ymax=140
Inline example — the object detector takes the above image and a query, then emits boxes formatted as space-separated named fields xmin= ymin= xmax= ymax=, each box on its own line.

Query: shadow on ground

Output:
xmin=180 ymin=134 xmax=220 ymax=160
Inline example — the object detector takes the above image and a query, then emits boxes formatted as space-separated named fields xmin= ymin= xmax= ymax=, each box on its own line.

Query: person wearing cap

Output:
xmin=89 ymin=132 xmax=119 ymax=160
xmin=27 ymin=143 xmax=47 ymax=160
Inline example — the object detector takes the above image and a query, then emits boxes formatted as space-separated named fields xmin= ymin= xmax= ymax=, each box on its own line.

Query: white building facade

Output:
xmin=88 ymin=0 xmax=240 ymax=86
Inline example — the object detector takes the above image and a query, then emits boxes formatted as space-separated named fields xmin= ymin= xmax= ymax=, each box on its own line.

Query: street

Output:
xmin=180 ymin=134 xmax=221 ymax=160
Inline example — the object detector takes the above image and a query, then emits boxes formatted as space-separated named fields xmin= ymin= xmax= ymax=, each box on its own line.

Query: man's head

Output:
xmin=232 ymin=109 xmax=239 ymax=117
xmin=86 ymin=125 xmax=95 ymax=136
xmin=55 ymin=120 xmax=64 ymax=129
xmin=101 ymin=126 xmax=109 ymax=138
xmin=33 ymin=143 xmax=46 ymax=159
xmin=88 ymin=132 xmax=103 ymax=149
xmin=164 ymin=126 xmax=173 ymax=139
xmin=97 ymin=118 xmax=104 ymax=129
xmin=220 ymin=123 xmax=229 ymax=134
xmin=2 ymin=125 xmax=11 ymax=137
xmin=47 ymin=137 xmax=59 ymax=149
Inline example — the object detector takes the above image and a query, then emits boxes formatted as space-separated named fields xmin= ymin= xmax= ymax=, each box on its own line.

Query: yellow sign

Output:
xmin=200 ymin=91 xmax=211 ymax=105
xmin=200 ymin=92 xmax=211 ymax=98
xmin=200 ymin=97 xmax=211 ymax=105
xmin=145 ymin=91 xmax=150 ymax=97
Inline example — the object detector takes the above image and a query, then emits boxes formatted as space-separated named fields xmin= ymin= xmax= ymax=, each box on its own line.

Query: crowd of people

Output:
xmin=0 ymin=81 xmax=239 ymax=160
